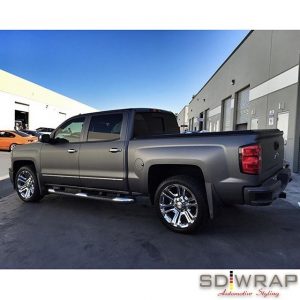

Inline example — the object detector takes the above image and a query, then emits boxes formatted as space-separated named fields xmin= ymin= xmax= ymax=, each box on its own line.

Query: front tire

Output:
xmin=154 ymin=175 xmax=208 ymax=233
xmin=15 ymin=166 xmax=42 ymax=202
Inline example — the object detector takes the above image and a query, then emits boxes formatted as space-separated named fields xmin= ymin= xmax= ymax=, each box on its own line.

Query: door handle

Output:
xmin=67 ymin=149 xmax=77 ymax=153
xmin=109 ymin=148 xmax=122 ymax=153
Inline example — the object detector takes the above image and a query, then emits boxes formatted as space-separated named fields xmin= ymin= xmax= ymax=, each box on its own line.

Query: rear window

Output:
xmin=133 ymin=112 xmax=179 ymax=138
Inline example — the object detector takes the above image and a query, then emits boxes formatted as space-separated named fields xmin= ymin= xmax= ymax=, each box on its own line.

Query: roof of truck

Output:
xmin=77 ymin=108 xmax=174 ymax=117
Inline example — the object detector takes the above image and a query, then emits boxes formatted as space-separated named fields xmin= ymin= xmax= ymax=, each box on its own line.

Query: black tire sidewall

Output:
xmin=154 ymin=175 xmax=208 ymax=233
xmin=15 ymin=166 xmax=41 ymax=202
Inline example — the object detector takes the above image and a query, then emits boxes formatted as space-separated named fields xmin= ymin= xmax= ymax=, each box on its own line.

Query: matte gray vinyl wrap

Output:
xmin=127 ymin=133 xmax=263 ymax=205
xmin=11 ymin=143 xmax=43 ymax=189
xmin=11 ymin=116 xmax=285 ymax=212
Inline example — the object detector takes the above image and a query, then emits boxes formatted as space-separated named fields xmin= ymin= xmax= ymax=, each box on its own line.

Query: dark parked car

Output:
xmin=21 ymin=130 xmax=43 ymax=138
xmin=36 ymin=127 xmax=55 ymax=135
xmin=9 ymin=108 xmax=291 ymax=233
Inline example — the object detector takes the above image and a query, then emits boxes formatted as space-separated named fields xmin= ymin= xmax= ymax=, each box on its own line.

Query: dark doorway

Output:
xmin=15 ymin=110 xmax=29 ymax=130
xmin=235 ymin=123 xmax=247 ymax=131
xmin=199 ymin=112 xmax=204 ymax=131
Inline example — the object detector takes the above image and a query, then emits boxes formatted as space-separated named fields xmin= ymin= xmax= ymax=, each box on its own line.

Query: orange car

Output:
xmin=0 ymin=130 xmax=38 ymax=151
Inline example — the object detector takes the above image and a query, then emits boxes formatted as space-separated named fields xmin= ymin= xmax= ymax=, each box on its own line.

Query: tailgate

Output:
xmin=257 ymin=130 xmax=284 ymax=181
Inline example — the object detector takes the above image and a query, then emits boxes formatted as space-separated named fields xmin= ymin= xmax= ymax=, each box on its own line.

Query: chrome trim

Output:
xmin=42 ymin=174 xmax=123 ymax=181
xmin=109 ymin=148 xmax=122 ymax=153
xmin=47 ymin=188 xmax=134 ymax=202
xmin=67 ymin=149 xmax=77 ymax=153
xmin=42 ymin=174 xmax=79 ymax=178
xmin=112 ymin=196 xmax=134 ymax=202
xmin=80 ymin=176 xmax=123 ymax=181
xmin=76 ymin=192 xmax=88 ymax=197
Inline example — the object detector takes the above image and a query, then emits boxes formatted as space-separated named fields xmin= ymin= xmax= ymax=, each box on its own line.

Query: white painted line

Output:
xmin=249 ymin=65 xmax=299 ymax=101
xmin=0 ymin=175 xmax=9 ymax=180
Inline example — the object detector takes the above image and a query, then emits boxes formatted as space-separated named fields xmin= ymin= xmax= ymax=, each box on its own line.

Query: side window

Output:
xmin=0 ymin=132 xmax=15 ymax=138
xmin=87 ymin=114 xmax=123 ymax=142
xmin=54 ymin=117 xmax=85 ymax=143
xmin=6 ymin=132 xmax=15 ymax=138
xmin=133 ymin=112 xmax=179 ymax=138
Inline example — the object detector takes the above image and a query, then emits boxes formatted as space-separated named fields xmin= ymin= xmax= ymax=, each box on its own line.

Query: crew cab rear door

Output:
xmin=79 ymin=112 xmax=127 ymax=191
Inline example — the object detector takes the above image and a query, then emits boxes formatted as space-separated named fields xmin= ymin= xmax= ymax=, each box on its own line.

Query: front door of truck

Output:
xmin=40 ymin=116 xmax=86 ymax=186
xmin=79 ymin=112 xmax=127 ymax=191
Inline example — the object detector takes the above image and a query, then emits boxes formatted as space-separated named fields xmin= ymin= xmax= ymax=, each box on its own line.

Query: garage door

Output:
xmin=222 ymin=97 xmax=232 ymax=131
xmin=236 ymin=87 xmax=250 ymax=128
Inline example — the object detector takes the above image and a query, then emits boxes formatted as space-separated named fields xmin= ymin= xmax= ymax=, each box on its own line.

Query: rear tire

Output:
xmin=154 ymin=175 xmax=208 ymax=233
xmin=15 ymin=166 xmax=42 ymax=202
xmin=10 ymin=143 xmax=17 ymax=151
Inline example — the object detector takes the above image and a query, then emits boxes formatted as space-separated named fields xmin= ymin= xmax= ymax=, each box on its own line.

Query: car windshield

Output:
xmin=14 ymin=131 xmax=30 ymax=137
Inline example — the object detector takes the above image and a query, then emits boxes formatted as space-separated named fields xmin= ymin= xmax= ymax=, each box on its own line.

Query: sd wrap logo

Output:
xmin=200 ymin=271 xmax=298 ymax=297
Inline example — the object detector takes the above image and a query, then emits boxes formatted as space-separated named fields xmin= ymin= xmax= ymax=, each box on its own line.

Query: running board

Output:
xmin=47 ymin=188 xmax=135 ymax=203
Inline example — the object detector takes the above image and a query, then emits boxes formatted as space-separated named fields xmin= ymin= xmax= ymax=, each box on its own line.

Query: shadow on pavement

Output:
xmin=0 ymin=178 xmax=14 ymax=199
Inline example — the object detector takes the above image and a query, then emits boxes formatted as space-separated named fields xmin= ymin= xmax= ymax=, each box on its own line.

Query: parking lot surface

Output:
xmin=1 ymin=152 xmax=300 ymax=269
xmin=0 ymin=191 xmax=300 ymax=269
xmin=0 ymin=152 xmax=10 ymax=179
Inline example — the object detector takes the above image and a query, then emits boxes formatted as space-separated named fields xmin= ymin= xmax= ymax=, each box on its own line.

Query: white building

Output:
xmin=0 ymin=69 xmax=97 ymax=130
xmin=177 ymin=105 xmax=189 ymax=132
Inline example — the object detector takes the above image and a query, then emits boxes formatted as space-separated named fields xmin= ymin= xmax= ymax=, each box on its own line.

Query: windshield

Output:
xmin=14 ymin=131 xmax=30 ymax=137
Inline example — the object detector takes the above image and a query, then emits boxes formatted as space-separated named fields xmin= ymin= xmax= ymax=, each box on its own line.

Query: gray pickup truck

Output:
xmin=10 ymin=108 xmax=291 ymax=233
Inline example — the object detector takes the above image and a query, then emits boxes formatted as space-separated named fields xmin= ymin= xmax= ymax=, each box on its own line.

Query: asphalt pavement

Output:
xmin=0 ymin=151 xmax=300 ymax=269
xmin=0 ymin=191 xmax=299 ymax=269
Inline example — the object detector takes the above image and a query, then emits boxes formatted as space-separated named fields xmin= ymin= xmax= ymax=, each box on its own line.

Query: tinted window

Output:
xmin=87 ymin=114 xmax=123 ymax=141
xmin=0 ymin=131 xmax=15 ymax=138
xmin=54 ymin=117 xmax=85 ymax=142
xmin=36 ymin=127 xmax=53 ymax=132
xmin=133 ymin=112 xmax=179 ymax=138
xmin=15 ymin=131 xmax=29 ymax=137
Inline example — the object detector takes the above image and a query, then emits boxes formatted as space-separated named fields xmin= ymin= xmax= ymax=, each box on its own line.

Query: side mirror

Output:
xmin=39 ymin=134 xmax=51 ymax=143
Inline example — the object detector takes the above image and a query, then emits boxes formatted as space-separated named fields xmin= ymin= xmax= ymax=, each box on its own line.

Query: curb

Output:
xmin=0 ymin=175 xmax=9 ymax=181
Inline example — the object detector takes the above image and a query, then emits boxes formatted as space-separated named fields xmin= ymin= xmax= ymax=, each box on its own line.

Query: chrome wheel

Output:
xmin=10 ymin=144 xmax=16 ymax=151
xmin=17 ymin=170 xmax=35 ymax=200
xmin=159 ymin=184 xmax=198 ymax=229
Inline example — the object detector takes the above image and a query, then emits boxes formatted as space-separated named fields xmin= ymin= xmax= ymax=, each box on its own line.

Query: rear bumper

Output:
xmin=244 ymin=166 xmax=291 ymax=205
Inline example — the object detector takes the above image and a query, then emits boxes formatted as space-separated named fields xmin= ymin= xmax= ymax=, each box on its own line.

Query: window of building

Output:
xmin=87 ymin=114 xmax=123 ymax=141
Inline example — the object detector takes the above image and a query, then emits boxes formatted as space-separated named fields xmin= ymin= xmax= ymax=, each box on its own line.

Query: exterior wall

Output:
xmin=177 ymin=105 xmax=189 ymax=132
xmin=0 ymin=69 xmax=97 ymax=130
xmin=188 ymin=30 xmax=300 ymax=172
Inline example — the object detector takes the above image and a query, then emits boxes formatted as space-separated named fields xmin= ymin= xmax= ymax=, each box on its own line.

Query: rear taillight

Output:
xmin=239 ymin=144 xmax=262 ymax=175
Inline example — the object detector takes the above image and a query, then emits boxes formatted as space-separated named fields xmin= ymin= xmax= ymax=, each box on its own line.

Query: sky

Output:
xmin=0 ymin=30 xmax=249 ymax=113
